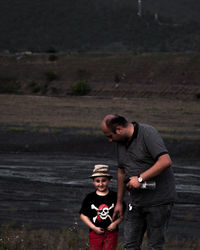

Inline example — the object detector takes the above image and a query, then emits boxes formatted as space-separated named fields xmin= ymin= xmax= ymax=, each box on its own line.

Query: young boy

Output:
xmin=80 ymin=164 xmax=124 ymax=250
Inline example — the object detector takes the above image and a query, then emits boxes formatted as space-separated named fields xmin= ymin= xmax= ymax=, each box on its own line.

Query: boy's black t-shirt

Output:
xmin=79 ymin=190 xmax=117 ymax=230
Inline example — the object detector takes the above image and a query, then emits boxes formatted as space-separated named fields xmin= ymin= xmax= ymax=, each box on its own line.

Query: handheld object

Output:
xmin=124 ymin=177 xmax=156 ymax=190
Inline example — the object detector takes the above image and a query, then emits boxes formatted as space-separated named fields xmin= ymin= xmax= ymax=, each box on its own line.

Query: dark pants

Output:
xmin=124 ymin=203 xmax=173 ymax=250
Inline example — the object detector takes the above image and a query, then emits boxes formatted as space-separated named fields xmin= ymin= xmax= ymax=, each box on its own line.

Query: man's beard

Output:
xmin=115 ymin=135 xmax=129 ymax=145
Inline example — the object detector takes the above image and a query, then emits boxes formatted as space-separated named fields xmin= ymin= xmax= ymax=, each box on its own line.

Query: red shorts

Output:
xmin=89 ymin=230 xmax=118 ymax=250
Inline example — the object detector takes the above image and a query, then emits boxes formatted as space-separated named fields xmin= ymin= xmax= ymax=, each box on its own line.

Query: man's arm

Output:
xmin=127 ymin=154 xmax=172 ymax=189
xmin=141 ymin=153 xmax=172 ymax=180
xmin=107 ymin=212 xmax=124 ymax=232
xmin=112 ymin=167 xmax=126 ymax=219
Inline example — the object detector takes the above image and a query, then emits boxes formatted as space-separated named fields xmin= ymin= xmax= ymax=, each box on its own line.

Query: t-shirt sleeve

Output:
xmin=80 ymin=191 xmax=119 ymax=229
xmin=143 ymin=126 xmax=168 ymax=160
xmin=79 ymin=195 xmax=90 ymax=216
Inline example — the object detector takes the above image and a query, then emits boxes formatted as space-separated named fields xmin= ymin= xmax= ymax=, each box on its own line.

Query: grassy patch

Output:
xmin=1 ymin=52 xmax=200 ymax=98
xmin=0 ymin=224 xmax=89 ymax=250
xmin=195 ymin=92 xmax=200 ymax=99
xmin=10 ymin=127 xmax=29 ymax=133
xmin=0 ymin=94 xmax=199 ymax=141
xmin=0 ymin=224 xmax=199 ymax=250
xmin=70 ymin=80 xmax=91 ymax=96
xmin=7 ymin=126 xmax=64 ymax=135
xmin=44 ymin=71 xmax=59 ymax=82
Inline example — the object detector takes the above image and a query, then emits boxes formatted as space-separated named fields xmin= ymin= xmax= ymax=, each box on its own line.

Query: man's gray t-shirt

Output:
xmin=117 ymin=122 xmax=176 ymax=206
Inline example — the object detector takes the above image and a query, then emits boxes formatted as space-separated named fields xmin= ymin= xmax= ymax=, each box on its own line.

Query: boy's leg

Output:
xmin=103 ymin=230 xmax=118 ymax=250
xmin=124 ymin=205 xmax=146 ymax=250
xmin=146 ymin=203 xmax=173 ymax=250
xmin=89 ymin=231 xmax=104 ymax=250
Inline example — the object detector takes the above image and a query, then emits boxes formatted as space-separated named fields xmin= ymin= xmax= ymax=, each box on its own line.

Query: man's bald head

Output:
xmin=101 ymin=114 xmax=129 ymax=133
xmin=101 ymin=114 xmax=116 ymax=132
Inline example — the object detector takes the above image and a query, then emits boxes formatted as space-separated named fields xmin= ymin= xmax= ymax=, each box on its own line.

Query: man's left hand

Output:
xmin=126 ymin=176 xmax=141 ymax=189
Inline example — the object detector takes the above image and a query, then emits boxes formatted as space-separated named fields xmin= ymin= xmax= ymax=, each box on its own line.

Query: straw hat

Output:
xmin=89 ymin=164 xmax=113 ymax=179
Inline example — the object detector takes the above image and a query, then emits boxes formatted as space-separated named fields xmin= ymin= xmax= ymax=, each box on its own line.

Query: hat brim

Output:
xmin=89 ymin=174 xmax=113 ymax=179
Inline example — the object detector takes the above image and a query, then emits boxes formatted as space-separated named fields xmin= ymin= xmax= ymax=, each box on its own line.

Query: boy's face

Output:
xmin=93 ymin=176 xmax=110 ymax=193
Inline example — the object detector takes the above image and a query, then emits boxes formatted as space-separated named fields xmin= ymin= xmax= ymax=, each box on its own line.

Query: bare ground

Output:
xmin=0 ymin=94 xmax=199 ymax=133
xmin=0 ymin=52 xmax=199 ymax=155
xmin=0 ymin=94 xmax=199 ymax=158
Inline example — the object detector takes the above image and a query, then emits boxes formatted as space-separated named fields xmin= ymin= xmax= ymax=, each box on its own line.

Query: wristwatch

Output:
xmin=137 ymin=175 xmax=143 ymax=183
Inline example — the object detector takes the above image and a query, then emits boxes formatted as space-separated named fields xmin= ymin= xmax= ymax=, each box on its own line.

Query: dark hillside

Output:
xmin=0 ymin=53 xmax=200 ymax=100
xmin=143 ymin=0 xmax=200 ymax=24
xmin=0 ymin=0 xmax=200 ymax=53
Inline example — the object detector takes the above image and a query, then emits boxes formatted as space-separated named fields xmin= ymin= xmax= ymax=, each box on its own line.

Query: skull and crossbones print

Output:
xmin=91 ymin=203 xmax=114 ymax=223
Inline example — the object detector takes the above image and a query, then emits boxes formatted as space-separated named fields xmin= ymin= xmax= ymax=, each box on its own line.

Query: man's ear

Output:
xmin=115 ymin=126 xmax=122 ymax=134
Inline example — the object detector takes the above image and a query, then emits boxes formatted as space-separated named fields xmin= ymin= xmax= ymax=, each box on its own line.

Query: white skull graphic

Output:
xmin=91 ymin=203 xmax=114 ymax=223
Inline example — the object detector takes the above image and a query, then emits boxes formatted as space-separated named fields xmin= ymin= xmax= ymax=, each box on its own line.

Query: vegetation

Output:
xmin=0 ymin=224 xmax=199 ymax=250
xmin=0 ymin=52 xmax=199 ymax=99
xmin=0 ymin=224 xmax=89 ymax=250
xmin=70 ymin=80 xmax=91 ymax=96
xmin=44 ymin=71 xmax=59 ymax=82
xmin=0 ymin=0 xmax=200 ymax=53
xmin=0 ymin=52 xmax=199 ymax=140
xmin=48 ymin=54 xmax=58 ymax=62
xmin=0 ymin=53 xmax=199 ymax=154
xmin=196 ymin=92 xmax=200 ymax=99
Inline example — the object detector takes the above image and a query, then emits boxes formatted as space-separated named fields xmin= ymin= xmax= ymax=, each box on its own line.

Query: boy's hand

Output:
xmin=93 ymin=226 xmax=105 ymax=234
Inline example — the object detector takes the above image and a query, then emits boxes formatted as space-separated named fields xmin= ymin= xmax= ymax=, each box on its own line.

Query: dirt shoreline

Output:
xmin=0 ymin=127 xmax=199 ymax=160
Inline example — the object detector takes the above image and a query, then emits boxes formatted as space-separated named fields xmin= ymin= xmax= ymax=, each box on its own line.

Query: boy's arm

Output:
xmin=80 ymin=213 xmax=104 ymax=234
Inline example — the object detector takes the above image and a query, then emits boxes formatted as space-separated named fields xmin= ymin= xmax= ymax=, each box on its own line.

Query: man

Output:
xmin=101 ymin=114 xmax=176 ymax=250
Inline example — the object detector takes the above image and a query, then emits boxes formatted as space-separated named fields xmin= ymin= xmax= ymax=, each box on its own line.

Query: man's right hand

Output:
xmin=112 ymin=202 xmax=123 ymax=220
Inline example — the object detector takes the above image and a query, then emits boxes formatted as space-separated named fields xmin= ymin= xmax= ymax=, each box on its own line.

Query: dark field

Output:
xmin=0 ymin=52 xmax=200 ymax=139
xmin=0 ymin=53 xmax=200 ymax=249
